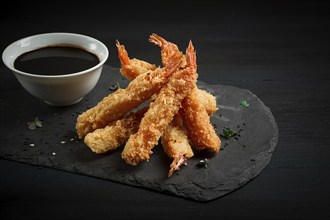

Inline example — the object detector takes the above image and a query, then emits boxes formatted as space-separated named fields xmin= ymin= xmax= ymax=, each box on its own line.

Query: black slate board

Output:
xmin=0 ymin=65 xmax=278 ymax=201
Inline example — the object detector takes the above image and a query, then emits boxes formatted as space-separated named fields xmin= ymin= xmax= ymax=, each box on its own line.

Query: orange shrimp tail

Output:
xmin=186 ymin=40 xmax=197 ymax=70
xmin=149 ymin=33 xmax=185 ymax=68
xmin=168 ymin=154 xmax=187 ymax=177
xmin=116 ymin=40 xmax=130 ymax=65
xmin=149 ymin=33 xmax=167 ymax=48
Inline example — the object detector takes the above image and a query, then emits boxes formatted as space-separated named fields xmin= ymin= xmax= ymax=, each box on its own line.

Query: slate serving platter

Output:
xmin=0 ymin=65 xmax=278 ymax=202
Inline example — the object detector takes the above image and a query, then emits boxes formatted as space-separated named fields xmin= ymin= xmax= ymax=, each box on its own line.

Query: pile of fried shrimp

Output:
xmin=75 ymin=34 xmax=221 ymax=177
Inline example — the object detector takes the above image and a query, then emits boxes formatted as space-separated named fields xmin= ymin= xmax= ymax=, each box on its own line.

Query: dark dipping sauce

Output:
xmin=14 ymin=46 xmax=100 ymax=75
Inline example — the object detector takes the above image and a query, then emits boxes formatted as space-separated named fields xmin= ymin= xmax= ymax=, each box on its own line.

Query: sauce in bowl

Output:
xmin=14 ymin=46 xmax=100 ymax=75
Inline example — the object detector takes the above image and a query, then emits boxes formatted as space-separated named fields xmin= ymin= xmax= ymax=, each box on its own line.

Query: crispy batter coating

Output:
xmin=197 ymin=89 xmax=217 ymax=115
xmin=161 ymin=115 xmax=194 ymax=177
xmin=84 ymin=107 xmax=148 ymax=154
xmin=180 ymin=87 xmax=221 ymax=153
xmin=121 ymin=43 xmax=197 ymax=166
xmin=76 ymin=57 xmax=181 ymax=138
xmin=121 ymin=70 xmax=197 ymax=165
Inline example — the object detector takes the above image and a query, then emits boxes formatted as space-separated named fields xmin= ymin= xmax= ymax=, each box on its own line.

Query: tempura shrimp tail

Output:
xmin=168 ymin=154 xmax=187 ymax=177
xmin=116 ymin=40 xmax=130 ymax=66
xmin=121 ymin=42 xmax=197 ymax=166
xmin=116 ymin=40 xmax=157 ymax=80
xmin=149 ymin=33 xmax=186 ymax=68
xmin=84 ymin=107 xmax=148 ymax=154
xmin=162 ymin=115 xmax=194 ymax=177
xmin=76 ymin=53 xmax=181 ymax=138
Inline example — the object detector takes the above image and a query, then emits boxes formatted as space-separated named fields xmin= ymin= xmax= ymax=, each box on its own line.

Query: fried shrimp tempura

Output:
xmin=116 ymin=40 xmax=157 ymax=80
xmin=180 ymin=88 xmax=221 ymax=152
xmin=121 ymin=42 xmax=197 ymax=166
xmin=116 ymin=40 xmax=217 ymax=116
xmin=161 ymin=115 xmax=194 ymax=177
xmin=150 ymin=33 xmax=221 ymax=153
xmin=84 ymin=107 xmax=148 ymax=154
xmin=76 ymin=55 xmax=181 ymax=138
xmin=84 ymin=41 xmax=215 ymax=158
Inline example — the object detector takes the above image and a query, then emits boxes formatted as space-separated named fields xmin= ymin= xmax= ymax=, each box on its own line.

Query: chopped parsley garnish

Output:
xmin=196 ymin=158 xmax=209 ymax=168
xmin=27 ymin=117 xmax=42 ymax=130
xmin=240 ymin=100 xmax=249 ymax=108
xmin=220 ymin=129 xmax=237 ymax=139
xmin=109 ymin=82 xmax=120 ymax=91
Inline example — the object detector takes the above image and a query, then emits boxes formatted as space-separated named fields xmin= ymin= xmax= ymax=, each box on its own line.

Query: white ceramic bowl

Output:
xmin=2 ymin=32 xmax=108 ymax=106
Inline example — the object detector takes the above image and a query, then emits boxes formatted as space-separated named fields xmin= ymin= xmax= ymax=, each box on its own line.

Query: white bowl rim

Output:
xmin=2 ymin=32 xmax=109 ymax=78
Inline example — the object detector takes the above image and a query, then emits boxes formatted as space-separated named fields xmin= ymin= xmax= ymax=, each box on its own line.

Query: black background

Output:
xmin=1 ymin=0 xmax=329 ymax=219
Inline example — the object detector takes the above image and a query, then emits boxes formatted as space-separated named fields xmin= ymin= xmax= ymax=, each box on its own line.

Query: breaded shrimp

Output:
xmin=149 ymin=33 xmax=187 ymax=68
xmin=116 ymin=40 xmax=157 ymax=80
xmin=121 ymin=42 xmax=198 ymax=166
xmin=116 ymin=39 xmax=217 ymax=116
xmin=76 ymin=54 xmax=181 ymax=138
xmin=84 ymin=107 xmax=148 ymax=154
xmin=150 ymin=34 xmax=221 ymax=152
xmin=180 ymin=88 xmax=221 ymax=152
xmin=161 ymin=115 xmax=194 ymax=177
xmin=196 ymin=89 xmax=217 ymax=116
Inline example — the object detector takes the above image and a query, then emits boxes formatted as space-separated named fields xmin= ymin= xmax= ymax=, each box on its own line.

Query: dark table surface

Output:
xmin=1 ymin=0 xmax=329 ymax=219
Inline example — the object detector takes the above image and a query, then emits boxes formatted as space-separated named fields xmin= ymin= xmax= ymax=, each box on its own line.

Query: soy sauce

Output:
xmin=14 ymin=46 xmax=100 ymax=75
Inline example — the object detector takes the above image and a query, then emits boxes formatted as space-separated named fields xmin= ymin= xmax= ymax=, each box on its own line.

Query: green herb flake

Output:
xmin=196 ymin=158 xmax=209 ymax=168
xmin=240 ymin=100 xmax=249 ymax=108
xmin=109 ymin=82 xmax=120 ymax=91
xmin=220 ymin=129 xmax=237 ymax=139
xmin=35 ymin=119 xmax=42 ymax=128
xmin=27 ymin=117 xmax=42 ymax=130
